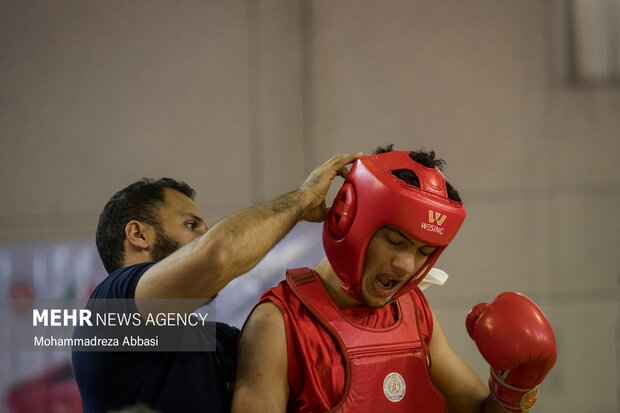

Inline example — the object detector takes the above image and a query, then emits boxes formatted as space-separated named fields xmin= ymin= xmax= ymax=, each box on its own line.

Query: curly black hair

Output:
xmin=374 ymin=144 xmax=462 ymax=203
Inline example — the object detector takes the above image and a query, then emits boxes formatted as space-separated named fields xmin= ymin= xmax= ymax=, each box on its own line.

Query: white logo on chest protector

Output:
xmin=383 ymin=372 xmax=406 ymax=402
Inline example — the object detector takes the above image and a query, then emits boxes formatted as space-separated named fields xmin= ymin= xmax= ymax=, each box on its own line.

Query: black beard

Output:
xmin=148 ymin=228 xmax=218 ymax=301
xmin=150 ymin=229 xmax=182 ymax=263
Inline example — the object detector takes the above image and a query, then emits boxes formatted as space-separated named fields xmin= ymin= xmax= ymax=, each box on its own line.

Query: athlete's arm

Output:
xmin=232 ymin=302 xmax=289 ymax=413
xmin=135 ymin=153 xmax=361 ymax=306
xmin=428 ymin=311 xmax=509 ymax=413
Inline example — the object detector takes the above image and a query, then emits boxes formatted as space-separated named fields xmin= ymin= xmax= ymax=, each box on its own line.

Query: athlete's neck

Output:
xmin=314 ymin=258 xmax=362 ymax=308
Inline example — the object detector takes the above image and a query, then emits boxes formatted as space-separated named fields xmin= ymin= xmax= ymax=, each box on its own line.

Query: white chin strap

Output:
xmin=418 ymin=268 xmax=449 ymax=291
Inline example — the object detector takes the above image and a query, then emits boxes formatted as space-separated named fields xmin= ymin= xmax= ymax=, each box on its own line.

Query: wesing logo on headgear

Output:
xmin=421 ymin=210 xmax=446 ymax=235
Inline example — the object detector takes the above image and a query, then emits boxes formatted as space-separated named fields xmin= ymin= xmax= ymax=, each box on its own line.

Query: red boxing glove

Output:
xmin=466 ymin=292 xmax=557 ymax=412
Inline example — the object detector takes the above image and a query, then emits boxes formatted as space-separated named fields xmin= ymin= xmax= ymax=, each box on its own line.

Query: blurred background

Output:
xmin=1 ymin=0 xmax=619 ymax=412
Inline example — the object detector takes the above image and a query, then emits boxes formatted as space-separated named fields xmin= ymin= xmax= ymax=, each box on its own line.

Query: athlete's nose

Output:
xmin=391 ymin=251 xmax=416 ymax=279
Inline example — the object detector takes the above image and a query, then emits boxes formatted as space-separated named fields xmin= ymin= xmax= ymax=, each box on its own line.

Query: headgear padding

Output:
xmin=322 ymin=151 xmax=466 ymax=301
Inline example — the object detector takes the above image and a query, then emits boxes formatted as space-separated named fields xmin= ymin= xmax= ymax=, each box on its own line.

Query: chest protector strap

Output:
xmin=286 ymin=268 xmax=446 ymax=413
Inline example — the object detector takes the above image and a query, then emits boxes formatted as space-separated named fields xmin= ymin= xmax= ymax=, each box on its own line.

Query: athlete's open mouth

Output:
xmin=376 ymin=274 xmax=398 ymax=290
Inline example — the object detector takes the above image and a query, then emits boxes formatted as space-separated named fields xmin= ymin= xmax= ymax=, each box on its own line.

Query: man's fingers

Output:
xmin=307 ymin=152 xmax=362 ymax=185
xmin=299 ymin=152 xmax=363 ymax=214
xmin=319 ymin=152 xmax=362 ymax=180
xmin=337 ymin=166 xmax=350 ymax=178
xmin=328 ymin=152 xmax=363 ymax=169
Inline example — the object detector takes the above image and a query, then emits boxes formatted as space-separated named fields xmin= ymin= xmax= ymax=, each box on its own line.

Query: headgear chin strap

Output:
xmin=322 ymin=151 xmax=466 ymax=302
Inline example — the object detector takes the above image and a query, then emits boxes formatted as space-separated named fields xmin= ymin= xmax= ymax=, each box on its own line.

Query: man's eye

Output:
xmin=387 ymin=238 xmax=404 ymax=245
xmin=419 ymin=248 xmax=436 ymax=257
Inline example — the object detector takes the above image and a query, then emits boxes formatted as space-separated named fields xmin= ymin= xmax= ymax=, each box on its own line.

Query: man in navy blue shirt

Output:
xmin=72 ymin=152 xmax=361 ymax=413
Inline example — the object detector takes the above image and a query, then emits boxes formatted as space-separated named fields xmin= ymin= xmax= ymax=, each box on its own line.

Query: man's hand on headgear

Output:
xmin=299 ymin=152 xmax=363 ymax=222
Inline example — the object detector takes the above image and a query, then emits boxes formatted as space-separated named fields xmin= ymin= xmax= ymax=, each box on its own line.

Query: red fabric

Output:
xmin=7 ymin=363 xmax=82 ymax=413
xmin=255 ymin=268 xmax=441 ymax=412
xmin=468 ymin=292 xmax=557 ymax=411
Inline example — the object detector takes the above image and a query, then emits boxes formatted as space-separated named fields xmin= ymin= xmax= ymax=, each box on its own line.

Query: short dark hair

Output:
xmin=374 ymin=144 xmax=462 ymax=203
xmin=96 ymin=178 xmax=196 ymax=273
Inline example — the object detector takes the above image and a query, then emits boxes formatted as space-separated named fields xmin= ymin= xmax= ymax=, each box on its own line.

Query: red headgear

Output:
xmin=323 ymin=151 xmax=466 ymax=301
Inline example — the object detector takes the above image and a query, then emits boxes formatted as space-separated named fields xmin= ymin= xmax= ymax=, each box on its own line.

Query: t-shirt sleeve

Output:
xmin=90 ymin=262 xmax=154 ymax=299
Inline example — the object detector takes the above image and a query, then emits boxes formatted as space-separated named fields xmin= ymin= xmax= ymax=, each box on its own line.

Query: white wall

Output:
xmin=1 ymin=1 xmax=619 ymax=412
xmin=0 ymin=0 xmax=307 ymax=241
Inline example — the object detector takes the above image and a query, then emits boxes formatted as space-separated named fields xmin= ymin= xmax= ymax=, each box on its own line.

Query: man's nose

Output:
xmin=391 ymin=251 xmax=417 ymax=278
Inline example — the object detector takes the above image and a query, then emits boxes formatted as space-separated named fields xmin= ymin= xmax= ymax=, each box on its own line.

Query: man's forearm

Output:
xmin=197 ymin=151 xmax=363 ymax=290
xmin=136 ymin=152 xmax=360 ymax=302
xmin=136 ymin=189 xmax=312 ymax=303
xmin=201 ymin=189 xmax=311 ymax=278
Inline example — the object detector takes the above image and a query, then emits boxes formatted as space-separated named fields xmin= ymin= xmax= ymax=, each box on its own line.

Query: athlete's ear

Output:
xmin=124 ymin=220 xmax=154 ymax=250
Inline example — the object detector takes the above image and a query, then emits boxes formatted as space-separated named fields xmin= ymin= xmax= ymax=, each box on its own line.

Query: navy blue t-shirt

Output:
xmin=72 ymin=263 xmax=240 ymax=413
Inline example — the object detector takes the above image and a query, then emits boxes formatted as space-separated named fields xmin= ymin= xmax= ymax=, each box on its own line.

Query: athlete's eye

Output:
xmin=387 ymin=236 xmax=404 ymax=245
xmin=419 ymin=247 xmax=436 ymax=257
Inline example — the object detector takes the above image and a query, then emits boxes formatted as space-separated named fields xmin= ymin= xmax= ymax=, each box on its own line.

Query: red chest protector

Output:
xmin=285 ymin=268 xmax=446 ymax=413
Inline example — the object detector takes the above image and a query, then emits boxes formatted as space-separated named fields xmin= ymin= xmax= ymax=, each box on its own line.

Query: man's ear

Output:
xmin=124 ymin=220 xmax=154 ymax=251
